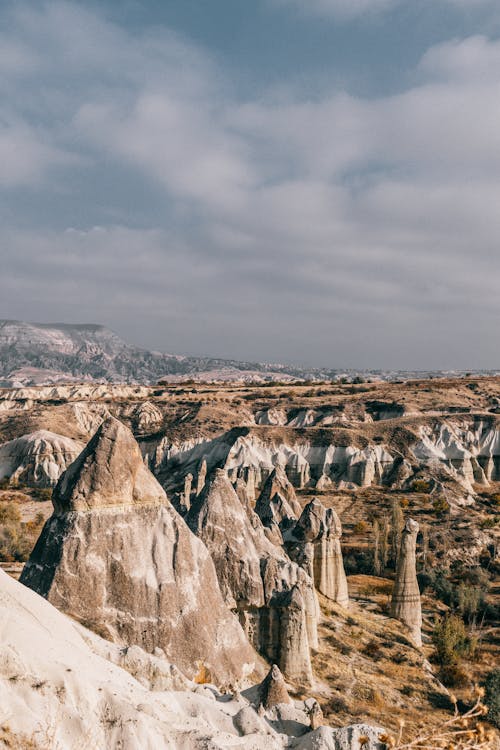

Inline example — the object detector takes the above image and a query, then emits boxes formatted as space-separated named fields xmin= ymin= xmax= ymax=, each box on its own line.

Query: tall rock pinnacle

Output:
xmin=390 ymin=518 xmax=422 ymax=647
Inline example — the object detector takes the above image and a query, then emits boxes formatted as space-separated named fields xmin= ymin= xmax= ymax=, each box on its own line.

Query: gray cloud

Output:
xmin=269 ymin=0 xmax=497 ymax=20
xmin=0 ymin=1 xmax=499 ymax=369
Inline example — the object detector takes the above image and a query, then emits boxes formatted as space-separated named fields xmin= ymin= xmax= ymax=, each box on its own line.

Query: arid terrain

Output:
xmin=0 ymin=375 xmax=499 ymax=747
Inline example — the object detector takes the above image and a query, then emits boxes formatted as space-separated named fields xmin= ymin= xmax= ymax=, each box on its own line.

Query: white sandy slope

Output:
xmin=0 ymin=570 xmax=385 ymax=750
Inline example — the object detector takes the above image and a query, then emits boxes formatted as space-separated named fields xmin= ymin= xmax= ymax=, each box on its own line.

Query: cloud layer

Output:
xmin=0 ymin=1 xmax=499 ymax=369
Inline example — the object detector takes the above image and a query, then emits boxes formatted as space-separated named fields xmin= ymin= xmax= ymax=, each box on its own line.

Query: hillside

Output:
xmin=2 ymin=320 xmax=498 ymax=387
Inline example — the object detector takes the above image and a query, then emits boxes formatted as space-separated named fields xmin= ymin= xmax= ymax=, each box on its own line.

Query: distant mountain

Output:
xmin=0 ymin=320 xmax=313 ymax=385
xmin=0 ymin=320 xmax=496 ymax=386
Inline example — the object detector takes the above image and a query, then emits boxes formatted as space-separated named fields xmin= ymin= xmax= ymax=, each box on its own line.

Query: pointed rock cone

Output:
xmin=255 ymin=465 xmax=302 ymax=530
xmin=52 ymin=416 xmax=165 ymax=513
xmin=258 ymin=664 xmax=292 ymax=709
xmin=20 ymin=417 xmax=260 ymax=685
xmin=390 ymin=518 xmax=422 ymax=647
xmin=187 ymin=468 xmax=268 ymax=610
xmin=295 ymin=497 xmax=324 ymax=542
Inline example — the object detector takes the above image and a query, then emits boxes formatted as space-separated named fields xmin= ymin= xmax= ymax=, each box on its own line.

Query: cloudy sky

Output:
xmin=1 ymin=0 xmax=499 ymax=369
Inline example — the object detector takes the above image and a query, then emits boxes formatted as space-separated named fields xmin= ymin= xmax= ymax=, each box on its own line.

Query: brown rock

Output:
xmin=258 ymin=664 xmax=292 ymax=709
xmin=20 ymin=417 xmax=260 ymax=685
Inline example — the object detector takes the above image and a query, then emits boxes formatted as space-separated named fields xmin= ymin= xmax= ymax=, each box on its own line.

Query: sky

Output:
xmin=1 ymin=0 xmax=499 ymax=370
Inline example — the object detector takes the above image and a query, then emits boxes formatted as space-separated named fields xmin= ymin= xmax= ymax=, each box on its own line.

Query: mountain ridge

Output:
xmin=0 ymin=319 xmax=498 ymax=386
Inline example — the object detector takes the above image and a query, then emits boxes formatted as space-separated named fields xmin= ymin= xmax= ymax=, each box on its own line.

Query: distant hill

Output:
xmin=0 ymin=319 xmax=311 ymax=385
xmin=0 ymin=320 xmax=496 ymax=386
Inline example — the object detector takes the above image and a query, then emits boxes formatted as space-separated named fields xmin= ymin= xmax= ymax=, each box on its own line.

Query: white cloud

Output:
xmin=1 ymin=1 xmax=500 ymax=367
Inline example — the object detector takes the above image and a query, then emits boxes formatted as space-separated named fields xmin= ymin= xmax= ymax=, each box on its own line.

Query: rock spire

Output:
xmin=390 ymin=518 xmax=422 ymax=647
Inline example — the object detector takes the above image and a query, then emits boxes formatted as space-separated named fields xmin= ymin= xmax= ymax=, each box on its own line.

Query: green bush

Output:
xmin=484 ymin=669 xmax=500 ymax=728
xmin=432 ymin=496 xmax=450 ymax=516
xmin=411 ymin=479 xmax=431 ymax=493
xmin=432 ymin=614 xmax=473 ymax=666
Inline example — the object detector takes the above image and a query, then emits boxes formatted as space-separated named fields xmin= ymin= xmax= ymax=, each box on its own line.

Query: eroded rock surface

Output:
xmin=187 ymin=469 xmax=318 ymax=683
xmin=20 ymin=417 xmax=260 ymax=685
xmin=390 ymin=518 xmax=422 ymax=647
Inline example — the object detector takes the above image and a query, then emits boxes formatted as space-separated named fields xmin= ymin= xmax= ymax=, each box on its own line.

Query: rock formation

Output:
xmin=0 ymin=430 xmax=84 ymax=487
xmin=20 ymin=416 xmax=260 ymax=685
xmin=289 ymin=498 xmax=349 ymax=607
xmin=187 ymin=469 xmax=318 ymax=684
xmin=2 ymin=567 xmax=385 ymax=750
xmin=196 ymin=457 xmax=207 ymax=495
xmin=258 ymin=664 xmax=292 ymax=708
xmin=182 ymin=472 xmax=193 ymax=510
xmin=255 ymin=465 xmax=303 ymax=531
xmin=390 ymin=518 xmax=422 ymax=647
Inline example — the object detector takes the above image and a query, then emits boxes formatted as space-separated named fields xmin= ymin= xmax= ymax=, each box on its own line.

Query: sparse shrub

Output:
xmin=439 ymin=663 xmax=469 ymax=688
xmin=432 ymin=496 xmax=450 ymax=516
xmin=400 ymin=497 xmax=410 ymax=509
xmin=363 ymin=640 xmax=382 ymax=660
xmin=31 ymin=487 xmax=52 ymax=502
xmin=324 ymin=694 xmax=349 ymax=715
xmin=344 ymin=550 xmax=373 ymax=575
xmin=0 ymin=502 xmax=45 ymax=562
xmin=353 ymin=520 xmax=368 ymax=534
xmin=432 ymin=614 xmax=472 ymax=666
xmin=480 ymin=517 xmax=498 ymax=529
xmin=484 ymin=668 xmax=500 ymax=728
xmin=411 ymin=479 xmax=431 ymax=493
xmin=457 ymin=582 xmax=483 ymax=623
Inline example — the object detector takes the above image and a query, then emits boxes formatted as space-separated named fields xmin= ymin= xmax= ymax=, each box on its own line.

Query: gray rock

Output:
xmin=255 ymin=466 xmax=303 ymax=530
xmin=291 ymin=723 xmax=386 ymax=750
xmin=390 ymin=518 xmax=422 ymax=647
xmin=187 ymin=469 xmax=317 ymax=684
xmin=20 ymin=417 xmax=260 ymax=686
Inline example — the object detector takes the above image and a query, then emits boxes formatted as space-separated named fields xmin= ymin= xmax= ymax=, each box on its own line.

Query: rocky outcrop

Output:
xmin=258 ymin=664 xmax=292 ymax=708
xmin=196 ymin=457 xmax=207 ymax=495
xmin=0 ymin=430 xmax=84 ymax=487
xmin=187 ymin=469 xmax=318 ymax=684
xmin=255 ymin=465 xmax=303 ymax=531
xmin=2 ymin=568 xmax=385 ymax=750
xmin=290 ymin=499 xmax=349 ymax=607
xmin=413 ymin=420 xmax=500 ymax=489
xmin=390 ymin=518 xmax=422 ymax=647
xmin=20 ymin=417 xmax=260 ymax=685
xmin=182 ymin=472 xmax=193 ymax=510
